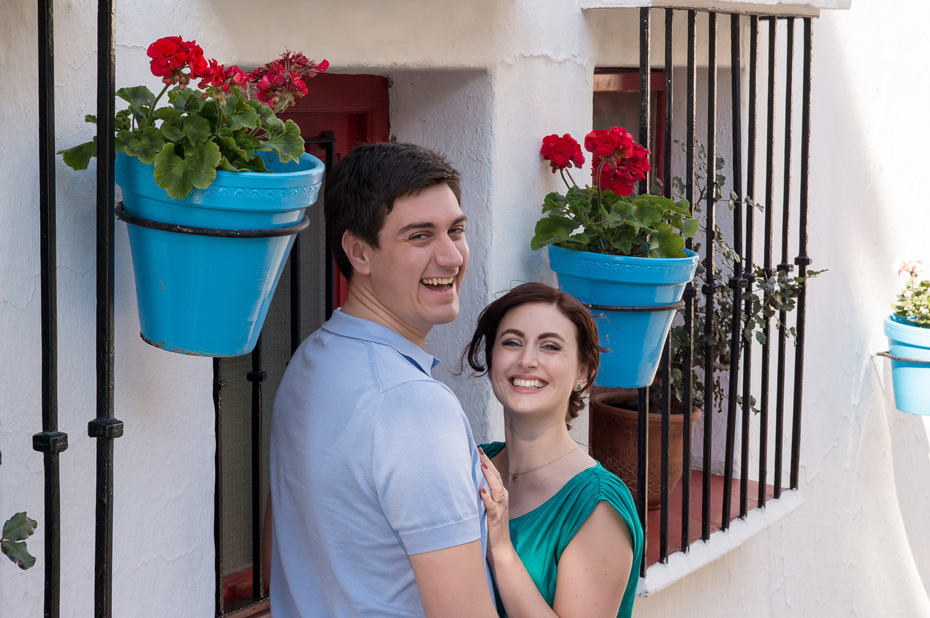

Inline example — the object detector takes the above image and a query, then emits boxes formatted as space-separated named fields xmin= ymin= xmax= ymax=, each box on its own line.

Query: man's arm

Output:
xmin=410 ymin=540 xmax=499 ymax=618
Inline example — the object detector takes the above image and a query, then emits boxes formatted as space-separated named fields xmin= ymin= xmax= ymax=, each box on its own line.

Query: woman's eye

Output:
xmin=501 ymin=340 xmax=521 ymax=348
xmin=542 ymin=343 xmax=562 ymax=352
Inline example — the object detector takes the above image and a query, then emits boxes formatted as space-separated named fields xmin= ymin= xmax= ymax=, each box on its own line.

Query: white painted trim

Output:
xmin=637 ymin=490 xmax=805 ymax=596
xmin=581 ymin=0 xmax=852 ymax=17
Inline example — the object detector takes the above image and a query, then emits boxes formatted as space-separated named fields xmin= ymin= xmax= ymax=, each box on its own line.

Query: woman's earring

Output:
xmin=574 ymin=382 xmax=583 ymax=392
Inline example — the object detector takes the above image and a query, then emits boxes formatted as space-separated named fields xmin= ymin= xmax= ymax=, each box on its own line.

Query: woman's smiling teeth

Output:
xmin=421 ymin=276 xmax=455 ymax=290
xmin=511 ymin=378 xmax=546 ymax=389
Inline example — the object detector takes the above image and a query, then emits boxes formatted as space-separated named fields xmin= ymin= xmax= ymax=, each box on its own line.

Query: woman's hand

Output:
xmin=478 ymin=448 xmax=513 ymax=568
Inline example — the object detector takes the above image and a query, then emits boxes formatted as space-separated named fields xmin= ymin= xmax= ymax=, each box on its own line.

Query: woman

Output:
xmin=464 ymin=282 xmax=644 ymax=618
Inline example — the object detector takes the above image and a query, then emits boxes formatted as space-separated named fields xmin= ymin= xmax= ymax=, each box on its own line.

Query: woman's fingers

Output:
xmin=480 ymin=461 xmax=506 ymax=504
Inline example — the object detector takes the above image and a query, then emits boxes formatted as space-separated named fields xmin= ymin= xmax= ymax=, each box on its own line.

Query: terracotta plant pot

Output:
xmin=589 ymin=390 xmax=701 ymax=510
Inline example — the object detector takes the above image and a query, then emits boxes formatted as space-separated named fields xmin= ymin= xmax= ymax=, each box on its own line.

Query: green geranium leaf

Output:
xmin=155 ymin=106 xmax=181 ymax=124
xmin=216 ymin=156 xmax=241 ymax=172
xmin=152 ymin=141 xmax=222 ymax=199
xmin=1 ymin=539 xmax=36 ymax=570
xmin=181 ymin=115 xmax=213 ymax=147
xmin=235 ymin=154 xmax=270 ymax=173
xmin=542 ymin=192 xmax=567 ymax=213
xmin=84 ymin=114 xmax=97 ymax=124
xmin=58 ymin=139 xmax=97 ymax=170
xmin=225 ymin=99 xmax=261 ymax=131
xmin=261 ymin=118 xmax=305 ymax=162
xmin=2 ymin=512 xmax=37 ymax=570
xmin=531 ymin=216 xmax=577 ymax=250
xmin=116 ymin=86 xmax=156 ymax=124
xmin=118 ymin=127 xmax=165 ymax=164
xmin=652 ymin=228 xmax=686 ymax=258
xmin=3 ymin=512 xmax=37 ymax=542
xmin=681 ymin=217 xmax=699 ymax=238
xmin=170 ymin=88 xmax=205 ymax=113
xmin=609 ymin=237 xmax=633 ymax=254
xmin=160 ymin=122 xmax=183 ymax=143
xmin=635 ymin=202 xmax=662 ymax=227
xmin=247 ymin=99 xmax=277 ymax=125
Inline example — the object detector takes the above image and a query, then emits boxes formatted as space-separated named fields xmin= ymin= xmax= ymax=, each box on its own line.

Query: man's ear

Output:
xmin=342 ymin=230 xmax=373 ymax=277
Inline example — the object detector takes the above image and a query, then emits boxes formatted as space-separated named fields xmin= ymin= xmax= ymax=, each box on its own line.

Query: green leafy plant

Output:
xmin=660 ymin=143 xmax=823 ymax=413
xmin=532 ymin=128 xmax=698 ymax=258
xmin=2 ymin=512 xmax=37 ymax=570
xmin=59 ymin=36 xmax=327 ymax=199
xmin=892 ymin=259 xmax=930 ymax=328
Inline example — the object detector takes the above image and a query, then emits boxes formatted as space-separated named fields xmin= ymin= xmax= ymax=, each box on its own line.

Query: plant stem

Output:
xmin=564 ymin=168 xmax=578 ymax=189
xmin=145 ymin=83 xmax=172 ymax=128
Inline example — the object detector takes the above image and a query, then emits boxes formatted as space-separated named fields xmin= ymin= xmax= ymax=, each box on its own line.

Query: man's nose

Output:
xmin=435 ymin=234 xmax=465 ymax=268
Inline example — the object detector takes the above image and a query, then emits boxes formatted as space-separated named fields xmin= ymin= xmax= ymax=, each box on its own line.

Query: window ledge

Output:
xmin=639 ymin=489 xmax=805 ymax=596
xmin=580 ymin=0 xmax=851 ymax=17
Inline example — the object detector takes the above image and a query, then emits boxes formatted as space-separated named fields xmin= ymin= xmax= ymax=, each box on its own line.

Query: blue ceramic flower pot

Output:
xmin=884 ymin=314 xmax=930 ymax=415
xmin=116 ymin=151 xmax=325 ymax=356
xmin=548 ymin=244 xmax=699 ymax=388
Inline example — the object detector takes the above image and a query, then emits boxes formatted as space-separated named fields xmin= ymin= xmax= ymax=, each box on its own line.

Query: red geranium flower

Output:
xmin=540 ymin=134 xmax=585 ymax=172
xmin=146 ymin=35 xmax=207 ymax=88
xmin=248 ymin=51 xmax=328 ymax=110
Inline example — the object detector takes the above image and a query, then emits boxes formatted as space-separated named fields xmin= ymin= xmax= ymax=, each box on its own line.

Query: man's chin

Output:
xmin=427 ymin=303 xmax=460 ymax=326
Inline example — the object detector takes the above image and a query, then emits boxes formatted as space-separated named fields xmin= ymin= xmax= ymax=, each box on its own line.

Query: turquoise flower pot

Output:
xmin=116 ymin=151 xmax=325 ymax=357
xmin=548 ymin=244 xmax=699 ymax=388
xmin=883 ymin=314 xmax=930 ymax=415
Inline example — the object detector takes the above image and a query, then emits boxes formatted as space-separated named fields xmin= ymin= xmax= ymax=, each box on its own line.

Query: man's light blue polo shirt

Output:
xmin=270 ymin=309 xmax=491 ymax=617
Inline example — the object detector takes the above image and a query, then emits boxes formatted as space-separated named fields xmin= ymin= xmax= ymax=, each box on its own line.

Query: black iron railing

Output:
xmin=33 ymin=3 xmax=69 ymax=617
xmin=211 ymin=134 xmax=335 ymax=617
xmin=632 ymin=8 xmax=813 ymax=573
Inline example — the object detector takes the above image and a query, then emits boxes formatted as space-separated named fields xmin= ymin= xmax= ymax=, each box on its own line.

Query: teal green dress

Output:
xmin=479 ymin=442 xmax=643 ymax=618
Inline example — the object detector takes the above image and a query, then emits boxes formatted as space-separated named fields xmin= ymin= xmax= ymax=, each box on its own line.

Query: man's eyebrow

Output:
xmin=397 ymin=215 xmax=467 ymax=235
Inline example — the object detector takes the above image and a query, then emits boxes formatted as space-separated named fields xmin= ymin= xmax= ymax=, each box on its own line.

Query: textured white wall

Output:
xmin=4 ymin=0 xmax=930 ymax=617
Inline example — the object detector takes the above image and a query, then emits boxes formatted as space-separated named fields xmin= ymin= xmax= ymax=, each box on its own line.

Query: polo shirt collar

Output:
xmin=322 ymin=309 xmax=441 ymax=375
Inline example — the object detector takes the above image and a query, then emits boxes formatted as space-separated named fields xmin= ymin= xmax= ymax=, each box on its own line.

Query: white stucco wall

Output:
xmin=3 ymin=0 xmax=930 ymax=616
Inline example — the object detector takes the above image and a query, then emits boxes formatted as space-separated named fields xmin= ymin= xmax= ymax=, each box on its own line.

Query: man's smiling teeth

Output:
xmin=421 ymin=277 xmax=454 ymax=286
xmin=512 ymin=378 xmax=545 ymax=389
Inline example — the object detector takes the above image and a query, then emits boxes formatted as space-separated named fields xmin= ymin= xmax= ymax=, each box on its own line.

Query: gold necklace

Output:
xmin=509 ymin=446 xmax=580 ymax=482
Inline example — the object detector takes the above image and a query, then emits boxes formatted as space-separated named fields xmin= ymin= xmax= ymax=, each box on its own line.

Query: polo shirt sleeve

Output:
xmin=369 ymin=380 xmax=482 ymax=556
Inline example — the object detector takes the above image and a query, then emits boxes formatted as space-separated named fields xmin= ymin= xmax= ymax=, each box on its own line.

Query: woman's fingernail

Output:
xmin=482 ymin=462 xmax=488 ymax=470
xmin=480 ymin=487 xmax=487 ymax=495
xmin=478 ymin=447 xmax=484 ymax=455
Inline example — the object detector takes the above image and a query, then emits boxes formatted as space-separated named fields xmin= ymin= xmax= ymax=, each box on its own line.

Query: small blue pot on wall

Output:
xmin=548 ymin=244 xmax=699 ymax=388
xmin=883 ymin=315 xmax=930 ymax=415
xmin=116 ymin=151 xmax=325 ymax=357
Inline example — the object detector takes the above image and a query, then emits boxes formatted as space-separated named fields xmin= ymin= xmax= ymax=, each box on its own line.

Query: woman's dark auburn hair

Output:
xmin=463 ymin=282 xmax=604 ymax=428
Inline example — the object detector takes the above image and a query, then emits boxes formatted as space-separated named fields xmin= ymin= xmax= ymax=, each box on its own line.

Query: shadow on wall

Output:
xmin=881 ymin=359 xmax=930 ymax=599
xmin=811 ymin=11 xmax=930 ymax=614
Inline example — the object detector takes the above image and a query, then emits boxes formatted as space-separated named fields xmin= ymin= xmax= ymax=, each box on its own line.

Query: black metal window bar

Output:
xmin=632 ymin=8 xmax=813 ymax=573
xmin=33 ymin=1 xmax=123 ymax=617
xmin=212 ymin=135 xmax=335 ymax=617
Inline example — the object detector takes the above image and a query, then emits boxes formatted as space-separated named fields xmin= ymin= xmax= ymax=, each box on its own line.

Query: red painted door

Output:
xmin=278 ymin=73 xmax=391 ymax=309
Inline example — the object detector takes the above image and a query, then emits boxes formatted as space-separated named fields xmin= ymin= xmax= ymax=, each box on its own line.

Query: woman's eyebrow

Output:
xmin=499 ymin=329 xmax=566 ymax=342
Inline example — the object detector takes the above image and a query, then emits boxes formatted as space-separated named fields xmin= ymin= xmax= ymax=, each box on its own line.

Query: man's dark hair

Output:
xmin=324 ymin=142 xmax=462 ymax=281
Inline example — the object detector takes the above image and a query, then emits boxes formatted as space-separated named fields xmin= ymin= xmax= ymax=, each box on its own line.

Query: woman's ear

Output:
xmin=575 ymin=366 xmax=594 ymax=391
xmin=342 ymin=230 xmax=373 ymax=277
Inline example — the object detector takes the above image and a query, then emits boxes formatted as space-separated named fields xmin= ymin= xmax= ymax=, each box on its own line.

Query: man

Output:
xmin=269 ymin=142 xmax=499 ymax=617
